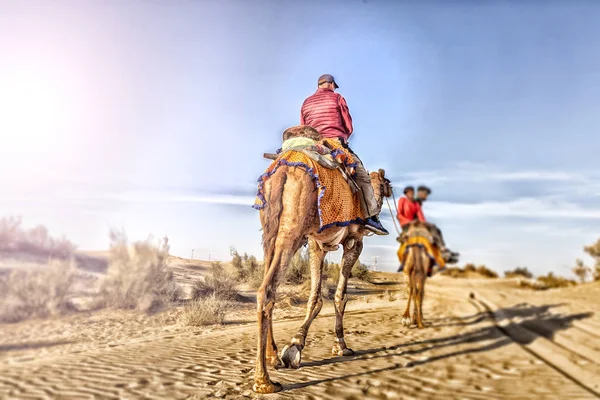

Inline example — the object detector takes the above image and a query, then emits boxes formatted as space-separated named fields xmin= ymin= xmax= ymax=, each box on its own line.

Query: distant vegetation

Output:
xmin=518 ymin=272 xmax=577 ymax=291
xmin=572 ymin=238 xmax=600 ymax=282
xmin=0 ymin=216 xmax=75 ymax=259
xmin=441 ymin=263 xmax=498 ymax=279
xmin=504 ymin=266 xmax=534 ymax=279
xmin=97 ymin=231 xmax=182 ymax=313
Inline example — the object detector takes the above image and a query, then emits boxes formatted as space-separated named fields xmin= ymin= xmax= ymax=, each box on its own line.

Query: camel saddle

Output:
xmin=263 ymin=130 xmax=359 ymax=193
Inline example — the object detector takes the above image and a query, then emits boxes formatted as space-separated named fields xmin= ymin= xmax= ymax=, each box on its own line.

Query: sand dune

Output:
xmin=0 ymin=264 xmax=598 ymax=399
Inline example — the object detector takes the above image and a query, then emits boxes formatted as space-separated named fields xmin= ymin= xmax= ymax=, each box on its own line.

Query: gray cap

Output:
xmin=318 ymin=74 xmax=339 ymax=88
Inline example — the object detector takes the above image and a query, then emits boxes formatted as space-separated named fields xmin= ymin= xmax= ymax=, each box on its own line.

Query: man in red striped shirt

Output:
xmin=301 ymin=74 xmax=389 ymax=235
xmin=397 ymin=186 xmax=426 ymax=233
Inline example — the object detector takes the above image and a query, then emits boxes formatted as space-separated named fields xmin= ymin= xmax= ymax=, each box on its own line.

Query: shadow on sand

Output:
xmin=285 ymin=302 xmax=592 ymax=391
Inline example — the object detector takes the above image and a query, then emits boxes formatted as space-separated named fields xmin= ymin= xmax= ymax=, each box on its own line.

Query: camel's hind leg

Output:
xmin=413 ymin=250 xmax=428 ymax=329
xmin=254 ymin=235 xmax=304 ymax=393
xmin=332 ymin=237 xmax=363 ymax=357
xmin=401 ymin=248 xmax=414 ymax=327
xmin=281 ymin=238 xmax=325 ymax=369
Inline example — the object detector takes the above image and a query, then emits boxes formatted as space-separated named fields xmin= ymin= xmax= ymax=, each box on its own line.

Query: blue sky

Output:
xmin=1 ymin=0 xmax=599 ymax=276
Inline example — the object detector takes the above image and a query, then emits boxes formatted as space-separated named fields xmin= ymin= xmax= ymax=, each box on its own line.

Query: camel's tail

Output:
xmin=261 ymin=170 xmax=288 ymax=274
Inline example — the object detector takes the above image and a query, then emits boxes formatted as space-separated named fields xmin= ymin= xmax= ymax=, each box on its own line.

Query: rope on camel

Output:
xmin=385 ymin=188 xmax=401 ymax=237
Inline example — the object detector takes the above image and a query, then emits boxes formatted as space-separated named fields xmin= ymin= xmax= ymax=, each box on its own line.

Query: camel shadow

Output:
xmin=427 ymin=303 xmax=568 ymax=329
xmin=285 ymin=302 xmax=592 ymax=392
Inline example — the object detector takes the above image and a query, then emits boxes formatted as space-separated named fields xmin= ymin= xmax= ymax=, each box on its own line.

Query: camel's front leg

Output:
xmin=402 ymin=277 xmax=413 ymax=327
xmin=281 ymin=239 xmax=325 ymax=369
xmin=332 ymin=238 xmax=363 ymax=357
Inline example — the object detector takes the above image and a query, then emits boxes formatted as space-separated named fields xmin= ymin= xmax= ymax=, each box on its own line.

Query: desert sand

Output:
xmin=0 ymin=257 xmax=599 ymax=400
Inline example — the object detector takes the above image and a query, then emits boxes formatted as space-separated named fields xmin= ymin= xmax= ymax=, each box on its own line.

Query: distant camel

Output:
xmin=400 ymin=221 xmax=434 ymax=329
xmin=253 ymin=125 xmax=393 ymax=394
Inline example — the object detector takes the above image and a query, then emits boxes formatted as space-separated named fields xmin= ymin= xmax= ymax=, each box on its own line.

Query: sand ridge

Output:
xmin=0 ymin=274 xmax=598 ymax=399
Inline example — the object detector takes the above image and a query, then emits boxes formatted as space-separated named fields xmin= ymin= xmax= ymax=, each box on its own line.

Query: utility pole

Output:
xmin=191 ymin=249 xmax=194 ymax=259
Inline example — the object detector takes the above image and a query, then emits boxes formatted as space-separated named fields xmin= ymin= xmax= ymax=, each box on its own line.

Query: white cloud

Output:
xmin=426 ymin=197 xmax=600 ymax=220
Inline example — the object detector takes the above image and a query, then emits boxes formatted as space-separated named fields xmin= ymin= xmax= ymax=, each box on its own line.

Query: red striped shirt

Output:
xmin=300 ymin=88 xmax=353 ymax=142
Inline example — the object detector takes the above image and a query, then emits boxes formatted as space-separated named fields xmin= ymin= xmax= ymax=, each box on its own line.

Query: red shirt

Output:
xmin=300 ymin=88 xmax=353 ymax=142
xmin=397 ymin=197 xmax=425 ymax=227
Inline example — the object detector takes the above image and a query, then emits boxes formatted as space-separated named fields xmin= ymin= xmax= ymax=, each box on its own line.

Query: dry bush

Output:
xmin=582 ymin=239 xmax=600 ymax=281
xmin=537 ymin=272 xmax=577 ymax=289
xmin=441 ymin=263 xmax=497 ymax=279
xmin=231 ymin=250 xmax=264 ymax=289
xmin=181 ymin=295 xmax=231 ymax=326
xmin=464 ymin=263 xmax=477 ymax=273
xmin=0 ymin=260 xmax=76 ymax=323
xmin=572 ymin=259 xmax=591 ymax=283
xmin=191 ymin=261 xmax=239 ymax=301
xmin=440 ymin=267 xmax=466 ymax=278
xmin=504 ymin=267 xmax=533 ymax=279
xmin=476 ymin=265 xmax=498 ymax=278
xmin=351 ymin=260 xmax=371 ymax=282
xmin=285 ymin=246 xmax=311 ymax=285
xmin=518 ymin=273 xmax=577 ymax=291
xmin=0 ymin=216 xmax=76 ymax=259
xmin=98 ymin=231 xmax=182 ymax=313
xmin=325 ymin=262 xmax=341 ymax=283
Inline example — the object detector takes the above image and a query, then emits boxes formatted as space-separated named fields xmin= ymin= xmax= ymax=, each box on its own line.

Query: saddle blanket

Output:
xmin=254 ymin=138 xmax=365 ymax=232
xmin=397 ymin=235 xmax=446 ymax=273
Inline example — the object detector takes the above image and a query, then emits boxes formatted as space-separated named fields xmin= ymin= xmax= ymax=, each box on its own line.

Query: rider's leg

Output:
xmin=425 ymin=222 xmax=459 ymax=265
xmin=348 ymin=152 xmax=389 ymax=236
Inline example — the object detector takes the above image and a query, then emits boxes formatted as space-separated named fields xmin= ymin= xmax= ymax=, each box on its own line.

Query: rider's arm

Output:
xmin=338 ymin=95 xmax=353 ymax=138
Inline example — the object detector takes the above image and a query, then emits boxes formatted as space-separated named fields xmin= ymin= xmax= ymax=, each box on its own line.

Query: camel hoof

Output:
xmin=268 ymin=354 xmax=284 ymax=369
xmin=332 ymin=347 xmax=355 ymax=357
xmin=401 ymin=317 xmax=412 ymax=327
xmin=281 ymin=344 xmax=302 ymax=369
xmin=253 ymin=380 xmax=283 ymax=394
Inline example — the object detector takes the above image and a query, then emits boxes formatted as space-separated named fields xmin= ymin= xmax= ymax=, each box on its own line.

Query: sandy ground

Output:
xmin=0 ymin=260 xmax=598 ymax=399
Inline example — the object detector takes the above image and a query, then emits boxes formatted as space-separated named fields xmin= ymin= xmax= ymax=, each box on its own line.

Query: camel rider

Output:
xmin=415 ymin=185 xmax=459 ymax=263
xmin=300 ymin=74 xmax=389 ymax=236
xmin=397 ymin=186 xmax=425 ymax=235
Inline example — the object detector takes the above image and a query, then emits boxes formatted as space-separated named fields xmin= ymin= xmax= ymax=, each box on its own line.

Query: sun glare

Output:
xmin=0 ymin=67 xmax=72 ymax=153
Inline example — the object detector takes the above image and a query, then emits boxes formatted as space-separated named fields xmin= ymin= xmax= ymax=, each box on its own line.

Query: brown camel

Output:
xmin=253 ymin=126 xmax=392 ymax=394
xmin=400 ymin=221 xmax=432 ymax=330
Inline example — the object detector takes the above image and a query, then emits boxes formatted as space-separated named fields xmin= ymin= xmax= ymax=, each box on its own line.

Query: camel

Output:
xmin=253 ymin=126 xmax=393 ymax=394
xmin=399 ymin=221 xmax=433 ymax=329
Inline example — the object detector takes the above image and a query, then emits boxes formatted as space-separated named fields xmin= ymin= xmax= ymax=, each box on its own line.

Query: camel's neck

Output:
xmin=370 ymin=179 xmax=385 ymax=215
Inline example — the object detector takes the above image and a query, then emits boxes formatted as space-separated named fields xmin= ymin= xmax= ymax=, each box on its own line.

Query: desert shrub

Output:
xmin=181 ymin=295 xmax=231 ymax=326
xmin=440 ymin=263 xmax=497 ymax=279
xmin=519 ymin=273 xmax=576 ymax=290
xmin=98 ymin=231 xmax=182 ymax=313
xmin=351 ymin=260 xmax=371 ymax=282
xmin=0 ymin=216 xmax=76 ymax=259
xmin=504 ymin=267 xmax=533 ymax=279
xmin=0 ymin=260 xmax=76 ymax=323
xmin=571 ymin=238 xmax=600 ymax=281
xmin=231 ymin=250 xmax=263 ymax=288
xmin=476 ymin=265 xmax=498 ymax=278
xmin=325 ymin=262 xmax=341 ymax=282
xmin=464 ymin=263 xmax=476 ymax=273
xmin=191 ymin=261 xmax=239 ymax=301
xmin=572 ymin=259 xmax=591 ymax=283
xmin=285 ymin=246 xmax=311 ymax=285
xmin=441 ymin=267 xmax=466 ymax=278
xmin=537 ymin=272 xmax=577 ymax=289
